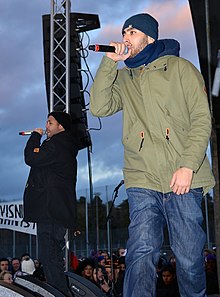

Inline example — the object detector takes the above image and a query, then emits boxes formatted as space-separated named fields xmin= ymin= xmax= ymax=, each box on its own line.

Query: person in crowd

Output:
xmin=116 ymin=247 xmax=126 ymax=258
xmin=0 ymin=270 xmax=13 ymax=284
xmin=22 ymin=111 xmax=78 ymax=297
xmin=103 ymin=250 xmax=110 ymax=261
xmin=205 ymin=253 xmax=219 ymax=295
xmin=117 ymin=256 xmax=126 ymax=275
xmin=0 ymin=258 xmax=9 ymax=272
xmin=90 ymin=12 xmax=215 ymax=297
xmin=168 ymin=255 xmax=176 ymax=272
xmin=70 ymin=251 xmax=79 ymax=272
xmin=204 ymin=248 xmax=216 ymax=257
xmin=21 ymin=257 xmax=36 ymax=275
xmin=93 ymin=265 xmax=112 ymax=296
xmin=76 ymin=258 xmax=95 ymax=281
xmin=82 ymin=264 xmax=94 ymax=281
xmin=156 ymin=264 xmax=180 ymax=297
xmin=98 ymin=255 xmax=106 ymax=267
xmin=156 ymin=256 xmax=168 ymax=286
xmin=20 ymin=253 xmax=31 ymax=262
xmin=11 ymin=257 xmax=22 ymax=279
xmin=114 ymin=256 xmax=126 ymax=297
xmin=33 ymin=259 xmax=46 ymax=281
xmin=97 ymin=255 xmax=109 ymax=282
xmin=104 ymin=259 xmax=114 ymax=285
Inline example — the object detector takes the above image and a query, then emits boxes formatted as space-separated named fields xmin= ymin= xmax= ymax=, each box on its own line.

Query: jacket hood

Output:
xmin=52 ymin=131 xmax=78 ymax=156
xmin=157 ymin=39 xmax=180 ymax=58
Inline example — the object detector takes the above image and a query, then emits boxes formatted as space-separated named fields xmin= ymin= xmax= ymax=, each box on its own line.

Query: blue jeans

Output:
xmin=123 ymin=188 xmax=207 ymax=297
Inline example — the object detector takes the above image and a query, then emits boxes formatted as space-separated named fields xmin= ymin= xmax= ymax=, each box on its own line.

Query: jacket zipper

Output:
xmin=166 ymin=128 xmax=170 ymax=143
xmin=139 ymin=131 xmax=145 ymax=151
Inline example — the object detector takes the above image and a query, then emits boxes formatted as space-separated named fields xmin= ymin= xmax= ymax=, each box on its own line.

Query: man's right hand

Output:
xmin=34 ymin=128 xmax=44 ymax=136
xmin=106 ymin=42 xmax=131 ymax=62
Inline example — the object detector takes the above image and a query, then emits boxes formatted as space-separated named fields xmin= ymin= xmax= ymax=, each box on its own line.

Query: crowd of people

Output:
xmin=72 ymin=248 xmax=126 ymax=296
xmin=0 ymin=253 xmax=46 ymax=285
xmin=0 ymin=247 xmax=219 ymax=297
xmin=73 ymin=248 xmax=219 ymax=296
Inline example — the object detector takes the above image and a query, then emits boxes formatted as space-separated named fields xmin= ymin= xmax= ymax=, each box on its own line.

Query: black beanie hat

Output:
xmin=122 ymin=13 xmax=159 ymax=40
xmin=48 ymin=111 xmax=72 ymax=131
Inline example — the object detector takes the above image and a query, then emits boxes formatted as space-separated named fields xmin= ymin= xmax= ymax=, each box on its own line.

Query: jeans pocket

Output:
xmin=190 ymin=187 xmax=203 ymax=196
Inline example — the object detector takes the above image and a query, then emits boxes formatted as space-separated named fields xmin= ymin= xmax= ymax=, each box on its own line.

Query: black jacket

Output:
xmin=23 ymin=131 xmax=78 ymax=228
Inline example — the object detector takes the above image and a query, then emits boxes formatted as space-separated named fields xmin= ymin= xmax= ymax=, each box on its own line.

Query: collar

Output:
xmin=124 ymin=39 xmax=180 ymax=69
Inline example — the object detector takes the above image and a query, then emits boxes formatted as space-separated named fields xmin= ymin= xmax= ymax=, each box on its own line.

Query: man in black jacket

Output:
xmin=23 ymin=111 xmax=78 ymax=296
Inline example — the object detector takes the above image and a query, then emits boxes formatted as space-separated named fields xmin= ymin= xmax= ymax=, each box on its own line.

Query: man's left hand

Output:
xmin=170 ymin=167 xmax=193 ymax=195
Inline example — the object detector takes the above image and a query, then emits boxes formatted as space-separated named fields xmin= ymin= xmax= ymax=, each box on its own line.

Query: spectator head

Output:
xmin=161 ymin=265 xmax=176 ymax=285
xmin=100 ymin=250 xmax=109 ymax=260
xmin=116 ymin=247 xmax=126 ymax=258
xmin=205 ymin=253 xmax=217 ymax=273
xmin=98 ymin=255 xmax=105 ymax=266
xmin=105 ymin=260 xmax=113 ymax=281
xmin=157 ymin=256 xmax=168 ymax=272
xmin=0 ymin=271 xmax=13 ymax=284
xmin=0 ymin=258 xmax=9 ymax=272
xmin=169 ymin=255 xmax=176 ymax=270
xmin=20 ymin=253 xmax=31 ymax=261
xmin=11 ymin=258 xmax=21 ymax=273
xmin=34 ymin=259 xmax=40 ymax=269
xmin=93 ymin=266 xmax=104 ymax=284
xmin=21 ymin=258 xmax=35 ymax=275
xmin=118 ymin=256 xmax=126 ymax=271
xmin=78 ymin=258 xmax=94 ymax=280
xmin=82 ymin=265 xmax=93 ymax=279
xmin=204 ymin=248 xmax=215 ymax=257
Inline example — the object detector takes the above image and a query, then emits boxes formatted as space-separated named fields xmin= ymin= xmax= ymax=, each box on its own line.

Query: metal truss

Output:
xmin=49 ymin=0 xmax=71 ymax=271
xmin=49 ymin=0 xmax=71 ymax=113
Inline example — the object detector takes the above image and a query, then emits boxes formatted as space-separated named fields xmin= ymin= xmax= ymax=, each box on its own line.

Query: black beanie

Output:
xmin=48 ymin=111 xmax=72 ymax=131
xmin=122 ymin=13 xmax=159 ymax=40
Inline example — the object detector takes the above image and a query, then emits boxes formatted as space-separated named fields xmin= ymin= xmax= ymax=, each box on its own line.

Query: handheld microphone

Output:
xmin=88 ymin=44 xmax=115 ymax=53
xmin=19 ymin=130 xmax=46 ymax=136
xmin=113 ymin=180 xmax=124 ymax=192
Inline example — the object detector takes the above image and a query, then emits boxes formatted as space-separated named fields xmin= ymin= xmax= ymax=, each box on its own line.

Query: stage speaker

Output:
xmin=65 ymin=271 xmax=106 ymax=297
xmin=14 ymin=275 xmax=66 ymax=297
xmin=0 ymin=280 xmax=34 ymax=297
xmin=42 ymin=13 xmax=95 ymax=150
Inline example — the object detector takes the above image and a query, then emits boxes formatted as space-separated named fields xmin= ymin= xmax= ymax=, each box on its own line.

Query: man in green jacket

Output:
xmin=90 ymin=13 xmax=215 ymax=297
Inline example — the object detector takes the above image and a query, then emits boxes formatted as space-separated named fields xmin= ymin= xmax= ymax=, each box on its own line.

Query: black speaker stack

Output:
xmin=42 ymin=13 xmax=100 ymax=150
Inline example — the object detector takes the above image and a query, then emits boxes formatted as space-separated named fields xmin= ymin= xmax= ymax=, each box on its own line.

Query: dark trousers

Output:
xmin=37 ymin=222 xmax=71 ymax=296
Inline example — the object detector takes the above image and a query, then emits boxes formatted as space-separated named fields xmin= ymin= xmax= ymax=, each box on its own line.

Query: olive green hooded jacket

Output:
xmin=90 ymin=55 xmax=215 ymax=194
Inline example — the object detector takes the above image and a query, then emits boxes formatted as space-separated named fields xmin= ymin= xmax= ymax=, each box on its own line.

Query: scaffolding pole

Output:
xmin=49 ymin=0 xmax=71 ymax=113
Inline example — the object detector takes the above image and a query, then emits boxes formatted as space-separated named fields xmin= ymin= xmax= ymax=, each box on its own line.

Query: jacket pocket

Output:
xmin=122 ymin=120 xmax=145 ymax=153
xmin=23 ymin=186 xmax=47 ymax=223
xmin=165 ymin=107 xmax=189 ymax=136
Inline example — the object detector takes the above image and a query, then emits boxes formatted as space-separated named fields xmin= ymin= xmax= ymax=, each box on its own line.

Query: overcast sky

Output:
xmin=0 ymin=0 xmax=199 ymax=202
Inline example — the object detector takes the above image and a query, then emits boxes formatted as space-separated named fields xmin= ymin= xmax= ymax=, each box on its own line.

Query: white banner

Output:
xmin=0 ymin=200 xmax=36 ymax=235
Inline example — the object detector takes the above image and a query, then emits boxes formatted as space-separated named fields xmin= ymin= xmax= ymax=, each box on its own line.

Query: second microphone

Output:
xmin=19 ymin=130 xmax=46 ymax=136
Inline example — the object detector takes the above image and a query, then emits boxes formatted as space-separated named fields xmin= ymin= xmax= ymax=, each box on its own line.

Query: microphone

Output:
xmin=19 ymin=130 xmax=46 ymax=136
xmin=88 ymin=44 xmax=115 ymax=53
xmin=113 ymin=180 xmax=124 ymax=192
